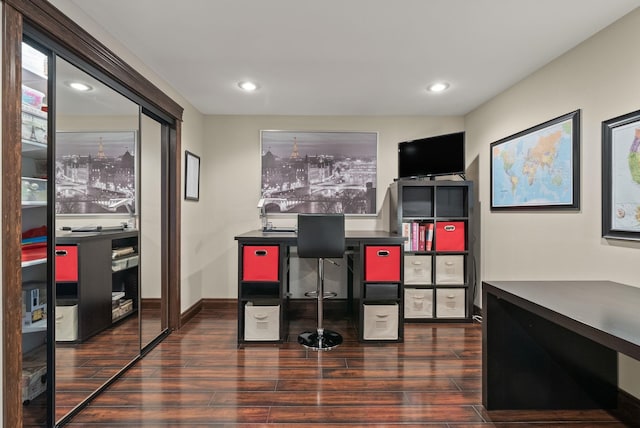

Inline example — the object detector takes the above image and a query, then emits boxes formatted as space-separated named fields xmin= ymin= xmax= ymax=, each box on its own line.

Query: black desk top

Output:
xmin=235 ymin=229 xmax=405 ymax=245
xmin=483 ymin=280 xmax=640 ymax=360
xmin=56 ymin=229 xmax=138 ymax=243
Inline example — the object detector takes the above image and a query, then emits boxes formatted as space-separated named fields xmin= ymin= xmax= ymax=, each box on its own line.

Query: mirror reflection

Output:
xmin=140 ymin=114 xmax=166 ymax=348
xmin=54 ymin=56 xmax=141 ymax=422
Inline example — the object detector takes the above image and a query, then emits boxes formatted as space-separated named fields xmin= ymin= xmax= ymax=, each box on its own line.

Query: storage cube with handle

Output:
xmin=244 ymin=303 xmax=280 ymax=341
xmin=56 ymin=303 xmax=78 ymax=342
xmin=404 ymin=255 xmax=432 ymax=285
xmin=363 ymin=304 xmax=398 ymax=340
xmin=364 ymin=246 xmax=401 ymax=281
xmin=435 ymin=288 xmax=466 ymax=318
xmin=242 ymin=245 xmax=279 ymax=281
xmin=55 ymin=246 xmax=78 ymax=282
xmin=404 ymin=288 xmax=434 ymax=318
xmin=435 ymin=221 xmax=465 ymax=252
xmin=435 ymin=255 xmax=465 ymax=284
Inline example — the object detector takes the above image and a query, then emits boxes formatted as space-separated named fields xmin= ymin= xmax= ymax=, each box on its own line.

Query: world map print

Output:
xmin=492 ymin=117 xmax=574 ymax=208
xmin=611 ymin=124 xmax=640 ymax=232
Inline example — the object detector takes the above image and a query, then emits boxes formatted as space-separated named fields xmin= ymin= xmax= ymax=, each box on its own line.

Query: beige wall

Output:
xmin=465 ymin=8 xmax=640 ymax=397
xmin=202 ymin=115 xmax=464 ymax=298
xmin=50 ymin=0 xmax=207 ymax=312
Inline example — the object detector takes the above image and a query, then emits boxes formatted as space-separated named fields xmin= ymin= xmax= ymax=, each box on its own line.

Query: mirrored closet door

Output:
xmin=53 ymin=56 xmax=142 ymax=423
xmin=20 ymin=38 xmax=172 ymax=427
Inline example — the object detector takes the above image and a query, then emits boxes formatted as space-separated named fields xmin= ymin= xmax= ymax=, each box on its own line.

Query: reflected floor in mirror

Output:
xmin=29 ymin=306 xmax=630 ymax=427
xmin=23 ymin=306 xmax=163 ymax=427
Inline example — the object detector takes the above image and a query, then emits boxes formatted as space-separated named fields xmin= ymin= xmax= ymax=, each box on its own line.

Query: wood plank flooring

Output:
xmin=49 ymin=306 xmax=633 ymax=426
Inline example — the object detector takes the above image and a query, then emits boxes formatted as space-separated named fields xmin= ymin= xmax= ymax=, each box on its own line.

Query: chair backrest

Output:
xmin=297 ymin=213 xmax=345 ymax=259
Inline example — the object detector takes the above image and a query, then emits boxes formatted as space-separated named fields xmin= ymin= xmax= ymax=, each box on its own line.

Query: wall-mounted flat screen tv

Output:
xmin=398 ymin=131 xmax=465 ymax=179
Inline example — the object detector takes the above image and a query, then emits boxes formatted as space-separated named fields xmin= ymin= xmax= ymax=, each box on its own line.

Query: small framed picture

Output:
xmin=185 ymin=150 xmax=200 ymax=201
xmin=602 ymin=109 xmax=640 ymax=240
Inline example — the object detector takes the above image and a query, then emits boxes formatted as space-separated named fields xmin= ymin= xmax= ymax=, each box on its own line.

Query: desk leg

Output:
xmin=483 ymin=291 xmax=617 ymax=410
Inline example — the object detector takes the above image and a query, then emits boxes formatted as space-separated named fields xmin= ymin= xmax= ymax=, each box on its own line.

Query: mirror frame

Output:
xmin=2 ymin=1 xmax=183 ymax=426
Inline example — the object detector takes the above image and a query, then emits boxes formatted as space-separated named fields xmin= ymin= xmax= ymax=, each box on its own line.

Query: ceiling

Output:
xmin=66 ymin=0 xmax=640 ymax=116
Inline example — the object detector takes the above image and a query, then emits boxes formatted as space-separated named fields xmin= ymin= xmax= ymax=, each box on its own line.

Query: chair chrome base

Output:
xmin=298 ymin=329 xmax=343 ymax=351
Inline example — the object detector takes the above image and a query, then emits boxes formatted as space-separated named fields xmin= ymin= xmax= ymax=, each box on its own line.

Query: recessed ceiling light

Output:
xmin=427 ymin=82 xmax=450 ymax=93
xmin=238 ymin=81 xmax=258 ymax=92
xmin=67 ymin=81 xmax=93 ymax=92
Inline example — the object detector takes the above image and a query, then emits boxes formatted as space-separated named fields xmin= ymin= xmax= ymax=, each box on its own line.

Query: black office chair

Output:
xmin=296 ymin=213 xmax=345 ymax=350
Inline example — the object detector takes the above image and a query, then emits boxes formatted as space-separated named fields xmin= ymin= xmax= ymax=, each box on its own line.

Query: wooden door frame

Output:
xmin=1 ymin=1 xmax=183 ymax=426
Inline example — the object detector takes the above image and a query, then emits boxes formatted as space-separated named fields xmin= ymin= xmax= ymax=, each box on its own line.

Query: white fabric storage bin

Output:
xmin=436 ymin=288 xmax=466 ymax=318
xmin=404 ymin=255 xmax=432 ymax=285
xmin=244 ymin=303 xmax=280 ymax=341
xmin=55 ymin=303 xmax=78 ymax=342
xmin=363 ymin=304 xmax=398 ymax=340
xmin=435 ymin=255 xmax=465 ymax=284
xmin=404 ymin=288 xmax=434 ymax=318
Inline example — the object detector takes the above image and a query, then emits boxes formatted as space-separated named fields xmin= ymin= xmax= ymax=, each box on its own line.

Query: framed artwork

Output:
xmin=55 ymin=131 xmax=137 ymax=214
xmin=260 ymin=130 xmax=377 ymax=214
xmin=490 ymin=110 xmax=580 ymax=210
xmin=185 ymin=150 xmax=200 ymax=201
xmin=602 ymin=109 xmax=640 ymax=240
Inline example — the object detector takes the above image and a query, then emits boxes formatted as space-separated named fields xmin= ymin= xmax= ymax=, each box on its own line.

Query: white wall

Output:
xmin=203 ymin=115 xmax=464 ymax=298
xmin=465 ymin=7 xmax=640 ymax=397
xmin=50 ymin=0 xmax=207 ymax=312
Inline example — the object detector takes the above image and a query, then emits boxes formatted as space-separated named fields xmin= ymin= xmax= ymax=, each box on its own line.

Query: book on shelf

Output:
xmin=426 ymin=223 xmax=434 ymax=251
xmin=401 ymin=222 xmax=411 ymax=251
xmin=411 ymin=222 xmax=419 ymax=251
xmin=401 ymin=221 xmax=434 ymax=252
xmin=418 ymin=223 xmax=426 ymax=251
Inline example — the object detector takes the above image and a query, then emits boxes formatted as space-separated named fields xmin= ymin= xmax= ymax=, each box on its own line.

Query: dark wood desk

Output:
xmin=483 ymin=280 xmax=640 ymax=410
xmin=235 ymin=230 xmax=406 ymax=344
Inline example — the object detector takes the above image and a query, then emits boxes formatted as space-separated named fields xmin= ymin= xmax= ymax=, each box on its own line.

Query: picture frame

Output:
xmin=260 ymin=130 xmax=378 ymax=215
xmin=185 ymin=150 xmax=200 ymax=201
xmin=602 ymin=109 xmax=640 ymax=240
xmin=55 ymin=131 xmax=137 ymax=215
xmin=490 ymin=110 xmax=580 ymax=210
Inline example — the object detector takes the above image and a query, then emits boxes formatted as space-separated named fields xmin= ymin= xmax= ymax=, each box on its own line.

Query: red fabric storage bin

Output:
xmin=243 ymin=245 xmax=279 ymax=281
xmin=435 ymin=221 xmax=466 ymax=252
xmin=365 ymin=245 xmax=401 ymax=281
xmin=55 ymin=245 xmax=78 ymax=282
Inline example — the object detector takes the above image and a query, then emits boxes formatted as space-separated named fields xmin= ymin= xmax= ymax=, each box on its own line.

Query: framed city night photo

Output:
xmin=55 ymin=131 xmax=137 ymax=215
xmin=260 ymin=130 xmax=378 ymax=215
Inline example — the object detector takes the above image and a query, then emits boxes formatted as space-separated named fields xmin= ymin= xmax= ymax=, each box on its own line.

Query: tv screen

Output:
xmin=398 ymin=132 xmax=465 ymax=179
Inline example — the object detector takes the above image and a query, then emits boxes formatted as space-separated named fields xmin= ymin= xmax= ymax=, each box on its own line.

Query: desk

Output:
xmin=235 ymin=230 xmax=405 ymax=344
xmin=483 ymin=280 xmax=640 ymax=410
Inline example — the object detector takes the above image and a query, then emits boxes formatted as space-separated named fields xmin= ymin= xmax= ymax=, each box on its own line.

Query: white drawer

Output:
xmin=435 ymin=255 xmax=465 ymax=285
xmin=404 ymin=255 xmax=432 ymax=285
xmin=435 ymin=288 xmax=466 ymax=318
xmin=404 ymin=288 xmax=433 ymax=318
xmin=363 ymin=304 xmax=398 ymax=340
xmin=55 ymin=304 xmax=78 ymax=342
xmin=244 ymin=303 xmax=280 ymax=341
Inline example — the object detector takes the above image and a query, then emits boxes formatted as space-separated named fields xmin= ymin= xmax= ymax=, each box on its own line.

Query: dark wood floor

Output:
xmin=43 ymin=305 xmax=632 ymax=427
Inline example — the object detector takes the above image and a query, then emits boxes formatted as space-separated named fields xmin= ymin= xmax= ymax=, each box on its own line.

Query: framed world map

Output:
xmin=602 ymin=109 xmax=640 ymax=240
xmin=490 ymin=110 xmax=580 ymax=210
